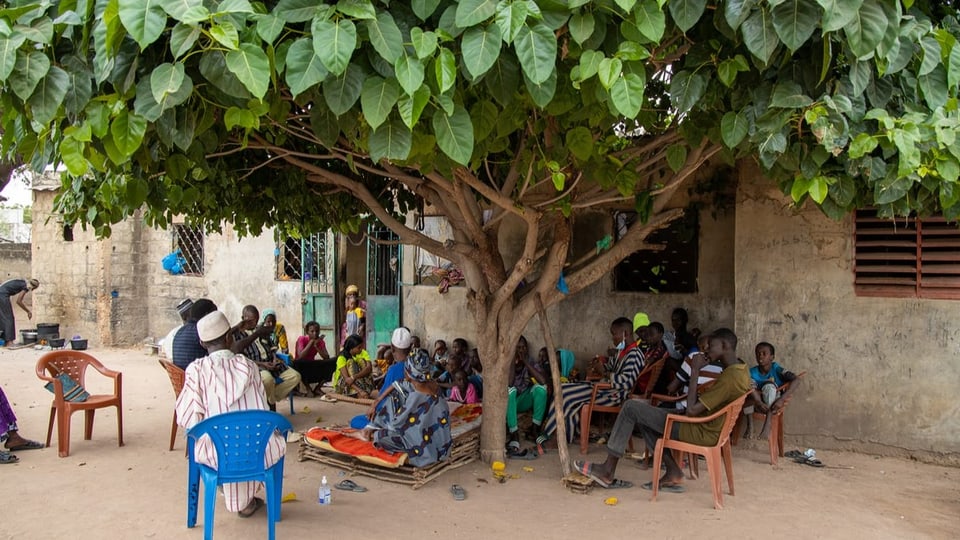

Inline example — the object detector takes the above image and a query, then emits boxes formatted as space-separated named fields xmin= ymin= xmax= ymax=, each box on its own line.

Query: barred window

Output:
xmin=173 ymin=224 xmax=204 ymax=275
xmin=614 ymin=209 xmax=699 ymax=293
xmin=276 ymin=236 xmax=303 ymax=280
xmin=853 ymin=210 xmax=960 ymax=299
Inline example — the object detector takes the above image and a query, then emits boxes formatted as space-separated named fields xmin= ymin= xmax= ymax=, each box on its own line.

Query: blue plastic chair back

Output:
xmin=275 ymin=353 xmax=295 ymax=415
xmin=186 ymin=410 xmax=293 ymax=540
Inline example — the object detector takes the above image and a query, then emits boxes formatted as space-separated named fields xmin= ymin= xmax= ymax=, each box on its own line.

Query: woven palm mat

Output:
xmin=562 ymin=471 xmax=595 ymax=494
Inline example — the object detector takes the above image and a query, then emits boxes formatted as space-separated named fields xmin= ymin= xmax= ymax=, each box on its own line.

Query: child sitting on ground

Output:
xmin=746 ymin=341 xmax=799 ymax=439
xmin=448 ymin=370 xmax=480 ymax=404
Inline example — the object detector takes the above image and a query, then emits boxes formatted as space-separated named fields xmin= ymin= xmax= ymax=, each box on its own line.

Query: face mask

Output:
xmin=615 ymin=339 xmax=626 ymax=352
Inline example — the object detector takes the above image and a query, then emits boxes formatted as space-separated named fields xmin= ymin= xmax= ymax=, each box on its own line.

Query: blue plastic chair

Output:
xmin=186 ymin=410 xmax=293 ymax=540
xmin=275 ymin=353 xmax=295 ymax=415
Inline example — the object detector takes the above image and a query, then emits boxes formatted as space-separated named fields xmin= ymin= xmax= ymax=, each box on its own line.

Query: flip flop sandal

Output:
xmin=238 ymin=497 xmax=264 ymax=518
xmin=800 ymin=457 xmax=825 ymax=468
xmin=7 ymin=439 xmax=44 ymax=451
xmin=784 ymin=450 xmax=804 ymax=460
xmin=506 ymin=447 xmax=537 ymax=460
xmin=574 ymin=460 xmax=611 ymax=488
xmin=601 ymin=479 xmax=633 ymax=489
xmin=640 ymin=481 xmax=686 ymax=493
xmin=450 ymin=484 xmax=466 ymax=501
xmin=0 ymin=451 xmax=19 ymax=464
xmin=335 ymin=479 xmax=368 ymax=492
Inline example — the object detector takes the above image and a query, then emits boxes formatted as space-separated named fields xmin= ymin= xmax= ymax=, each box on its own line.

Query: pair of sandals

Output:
xmin=506 ymin=445 xmax=537 ymax=460
xmin=574 ymin=460 xmax=634 ymax=490
xmin=785 ymin=450 xmax=825 ymax=467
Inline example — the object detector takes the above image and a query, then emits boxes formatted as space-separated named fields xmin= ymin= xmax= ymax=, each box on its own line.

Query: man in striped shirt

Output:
xmin=175 ymin=311 xmax=286 ymax=518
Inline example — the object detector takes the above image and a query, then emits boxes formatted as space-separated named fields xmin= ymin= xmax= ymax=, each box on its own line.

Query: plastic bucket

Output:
xmin=37 ymin=322 xmax=60 ymax=341
xmin=70 ymin=339 xmax=88 ymax=350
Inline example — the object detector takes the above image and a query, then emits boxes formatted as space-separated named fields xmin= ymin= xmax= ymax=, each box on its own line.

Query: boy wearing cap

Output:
xmin=175 ymin=311 xmax=285 ymax=518
xmin=350 ymin=349 xmax=452 ymax=467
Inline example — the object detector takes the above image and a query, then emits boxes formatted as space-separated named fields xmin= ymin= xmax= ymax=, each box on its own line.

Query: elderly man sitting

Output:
xmin=176 ymin=311 xmax=286 ymax=518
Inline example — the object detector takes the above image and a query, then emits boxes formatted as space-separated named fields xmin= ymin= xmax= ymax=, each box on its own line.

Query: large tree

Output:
xmin=1 ymin=0 xmax=958 ymax=460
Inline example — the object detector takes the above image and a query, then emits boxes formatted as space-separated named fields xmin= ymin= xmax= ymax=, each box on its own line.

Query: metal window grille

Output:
xmin=302 ymin=232 xmax=332 ymax=293
xmin=275 ymin=236 xmax=303 ymax=280
xmin=613 ymin=209 xmax=698 ymax=293
xmin=367 ymin=223 xmax=400 ymax=295
xmin=172 ymin=224 xmax=204 ymax=275
xmin=853 ymin=209 xmax=960 ymax=299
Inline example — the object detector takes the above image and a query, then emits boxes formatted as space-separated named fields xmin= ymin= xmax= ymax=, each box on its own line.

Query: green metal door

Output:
xmin=365 ymin=223 xmax=401 ymax=349
xmin=301 ymin=231 xmax=337 ymax=348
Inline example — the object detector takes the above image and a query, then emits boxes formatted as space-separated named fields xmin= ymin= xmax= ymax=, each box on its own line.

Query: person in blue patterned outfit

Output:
xmin=537 ymin=317 xmax=645 ymax=447
xmin=351 ymin=349 xmax=452 ymax=467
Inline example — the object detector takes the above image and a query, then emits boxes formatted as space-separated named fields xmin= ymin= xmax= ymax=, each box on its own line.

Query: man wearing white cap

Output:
xmin=175 ymin=311 xmax=285 ymax=518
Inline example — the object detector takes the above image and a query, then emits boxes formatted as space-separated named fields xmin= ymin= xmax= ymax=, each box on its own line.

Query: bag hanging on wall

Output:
xmin=161 ymin=249 xmax=186 ymax=274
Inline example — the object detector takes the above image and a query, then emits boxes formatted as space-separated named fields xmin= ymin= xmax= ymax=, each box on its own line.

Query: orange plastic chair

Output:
xmin=36 ymin=350 xmax=124 ymax=458
xmin=649 ymin=379 xmax=718 ymax=479
xmin=579 ymin=358 xmax=664 ymax=454
xmin=650 ymin=390 xmax=750 ymax=509
xmin=159 ymin=360 xmax=186 ymax=451
xmin=732 ymin=371 xmax=806 ymax=466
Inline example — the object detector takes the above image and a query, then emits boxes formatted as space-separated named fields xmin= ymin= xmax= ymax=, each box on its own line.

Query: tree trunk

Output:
xmin=476 ymin=326 xmax=512 ymax=463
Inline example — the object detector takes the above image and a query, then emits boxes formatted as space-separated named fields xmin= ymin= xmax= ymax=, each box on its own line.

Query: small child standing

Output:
xmin=747 ymin=342 xmax=799 ymax=439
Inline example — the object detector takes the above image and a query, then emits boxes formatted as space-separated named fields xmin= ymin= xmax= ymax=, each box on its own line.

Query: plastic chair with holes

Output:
xmin=731 ymin=371 xmax=806 ymax=466
xmin=650 ymin=390 xmax=751 ymax=510
xmin=159 ymin=359 xmax=186 ymax=451
xmin=36 ymin=350 xmax=124 ymax=458
xmin=579 ymin=357 xmax=665 ymax=454
xmin=275 ymin=353 xmax=295 ymax=415
xmin=186 ymin=410 xmax=293 ymax=540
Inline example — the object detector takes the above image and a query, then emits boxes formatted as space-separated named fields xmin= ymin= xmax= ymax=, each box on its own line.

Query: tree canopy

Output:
xmin=1 ymin=0 xmax=958 ymax=458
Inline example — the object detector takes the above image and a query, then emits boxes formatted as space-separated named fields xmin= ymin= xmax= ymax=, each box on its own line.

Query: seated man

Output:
xmin=574 ymin=328 xmax=751 ymax=490
xmin=162 ymin=298 xmax=193 ymax=360
xmin=175 ymin=311 xmax=286 ymax=517
xmin=664 ymin=334 xmax=723 ymax=410
xmin=171 ymin=298 xmax=217 ymax=369
xmin=1 ymin=384 xmax=43 ymax=464
xmin=634 ymin=320 xmax=672 ymax=395
xmin=350 ymin=349 xmax=452 ymax=467
xmin=537 ymin=316 xmax=645 ymax=448
xmin=745 ymin=341 xmax=799 ymax=439
xmin=506 ymin=336 xmax=547 ymax=457
xmin=231 ymin=304 xmax=301 ymax=411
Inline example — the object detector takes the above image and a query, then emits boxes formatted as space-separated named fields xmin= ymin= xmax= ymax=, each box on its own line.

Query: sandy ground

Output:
xmin=1 ymin=346 xmax=957 ymax=540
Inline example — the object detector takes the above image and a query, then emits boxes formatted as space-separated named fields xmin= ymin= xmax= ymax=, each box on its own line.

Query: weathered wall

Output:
xmin=735 ymin=162 xmax=960 ymax=465
xmin=401 ymin=203 xmax=736 ymax=370
xmin=0 ymin=243 xmax=31 ymax=282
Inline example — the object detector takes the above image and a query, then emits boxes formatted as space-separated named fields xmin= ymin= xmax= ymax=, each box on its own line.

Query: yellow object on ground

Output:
xmin=281 ymin=493 xmax=297 ymax=503
xmin=522 ymin=466 xmax=534 ymax=472
xmin=604 ymin=497 xmax=618 ymax=506
xmin=491 ymin=461 xmax=506 ymax=472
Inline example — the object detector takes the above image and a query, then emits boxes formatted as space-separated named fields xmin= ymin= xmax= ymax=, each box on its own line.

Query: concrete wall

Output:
xmin=0 ymin=243 xmax=31 ymax=282
xmin=734 ymin=162 xmax=960 ymax=465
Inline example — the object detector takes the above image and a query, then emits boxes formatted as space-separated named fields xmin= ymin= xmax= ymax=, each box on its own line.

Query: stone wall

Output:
xmin=0 ymin=243 xmax=31 ymax=282
xmin=734 ymin=162 xmax=960 ymax=465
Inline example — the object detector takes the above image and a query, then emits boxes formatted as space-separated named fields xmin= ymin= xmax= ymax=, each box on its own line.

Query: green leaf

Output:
xmin=455 ymin=0 xmax=497 ymax=28
xmin=790 ymin=175 xmax=812 ymax=202
xmin=769 ymin=81 xmax=813 ymax=108
xmin=874 ymin=173 xmax=913 ymax=205
xmin=412 ymin=0 xmax=442 ymax=20
xmin=614 ymin=0 xmax=637 ymax=11
xmin=565 ymin=126 xmax=593 ymax=161
xmin=771 ymin=0 xmax=819 ymax=52
xmin=724 ymin=0 xmax=755 ymax=31
xmin=515 ymin=23 xmax=556 ymax=85
xmin=257 ymin=14 xmax=285 ymax=45
xmin=9 ymin=50 xmax=50 ymax=101
xmin=667 ymin=0 xmax=707 ymax=33
xmin=169 ymin=23 xmax=200 ymax=59
xmin=844 ymin=0 xmax=887 ymax=59
xmin=369 ymin=119 xmax=412 ymax=162
xmin=323 ymin=63 xmax=365 ymax=115
xmin=410 ymin=28 xmax=437 ymax=60
xmin=578 ymin=50 xmax=603 ymax=81
xmin=432 ymin=105 xmax=474 ymax=165
xmin=918 ymin=36 xmax=941 ymax=77
xmin=110 ymin=109 xmax=148 ymax=157
xmin=118 ymin=0 xmax=167 ymax=49
xmin=721 ymin=111 xmax=749 ymax=148
xmin=808 ymin=176 xmax=829 ymax=204
xmin=495 ymin=1 xmax=528 ymax=44
xmin=610 ymin=72 xmax=645 ymax=118
xmin=225 ymin=43 xmax=270 ymax=99
xmin=597 ymin=57 xmax=622 ymax=89
xmin=485 ymin=54 xmax=520 ymax=105
xmin=395 ymin=54 xmax=425 ymax=96
xmin=337 ymin=0 xmax=376 ymax=20
xmin=666 ymin=144 xmax=688 ymax=172
xmin=150 ymin=63 xmax=185 ymax=105
xmin=634 ymin=0 xmax=665 ymax=43
xmin=949 ymin=42 xmax=960 ymax=91
xmin=741 ymin=7 xmax=778 ymax=65
xmin=60 ymin=136 xmax=89 ymax=176
xmin=210 ymin=20 xmax=239 ymax=50
xmin=936 ymin=156 xmax=959 ymax=184
xmin=398 ymin=85 xmax=431 ymax=129
xmin=360 ymin=77 xmax=399 ymax=130
xmin=0 ymin=35 xmax=26 ymax=82
xmin=124 ymin=176 xmax=150 ymax=209
xmin=717 ymin=58 xmax=741 ymax=87
xmin=161 ymin=0 xmax=202 ymax=20
xmin=364 ymin=12 xmax=402 ymax=63
xmin=274 ymin=0 xmax=323 ymax=23
xmin=217 ymin=0 xmax=254 ymax=14
xmin=523 ymin=69 xmax=556 ymax=108
xmin=225 ymin=107 xmax=259 ymax=130
xmin=27 ymin=66 xmax=69 ymax=125
xmin=314 ymin=18 xmax=356 ymax=76
xmin=569 ymin=13 xmax=595 ymax=45
xmin=285 ymin=38 xmax=329 ymax=98
xmin=64 ymin=65 xmax=93 ymax=117
xmin=462 ymin=26 xmax=501 ymax=79
xmin=847 ymin=133 xmax=877 ymax=158
xmin=669 ymin=71 xmax=706 ymax=114
xmin=918 ymin=65 xmax=948 ymax=110
xmin=817 ymin=0 xmax=860 ymax=32
xmin=436 ymin=47 xmax=457 ymax=93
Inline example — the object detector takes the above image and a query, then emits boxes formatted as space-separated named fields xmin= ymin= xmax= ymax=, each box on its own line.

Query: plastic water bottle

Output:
xmin=318 ymin=475 xmax=331 ymax=505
